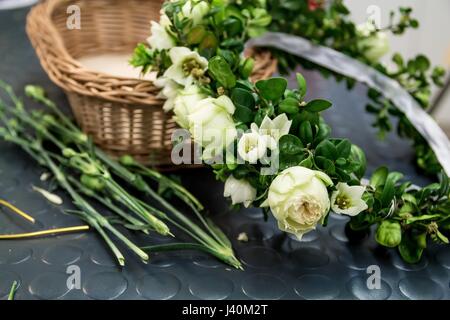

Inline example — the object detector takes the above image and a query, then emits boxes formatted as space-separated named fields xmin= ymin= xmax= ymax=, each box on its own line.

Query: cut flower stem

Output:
xmin=0 ymin=82 xmax=241 ymax=269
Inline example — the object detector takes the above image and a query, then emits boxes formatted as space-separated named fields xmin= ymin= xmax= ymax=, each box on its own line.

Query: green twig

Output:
xmin=7 ymin=281 xmax=18 ymax=300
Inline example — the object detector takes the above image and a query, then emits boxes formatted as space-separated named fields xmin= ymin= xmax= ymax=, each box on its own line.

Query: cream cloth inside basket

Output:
xmin=77 ymin=53 xmax=157 ymax=81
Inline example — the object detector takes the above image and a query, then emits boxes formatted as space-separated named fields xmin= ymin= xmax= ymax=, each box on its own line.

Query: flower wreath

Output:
xmin=266 ymin=0 xmax=447 ymax=176
xmin=133 ymin=0 xmax=450 ymax=264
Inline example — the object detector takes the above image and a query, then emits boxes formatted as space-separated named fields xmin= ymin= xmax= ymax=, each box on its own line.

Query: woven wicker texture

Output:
xmin=26 ymin=0 xmax=277 ymax=167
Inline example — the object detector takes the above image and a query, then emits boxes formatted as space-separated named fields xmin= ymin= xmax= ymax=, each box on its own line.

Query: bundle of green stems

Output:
xmin=0 ymin=81 xmax=241 ymax=269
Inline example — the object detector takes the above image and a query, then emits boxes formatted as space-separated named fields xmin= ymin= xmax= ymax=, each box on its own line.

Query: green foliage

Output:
xmin=267 ymin=0 xmax=446 ymax=176
xmin=375 ymin=220 xmax=402 ymax=247
xmin=304 ymin=99 xmax=332 ymax=113
xmin=350 ymin=167 xmax=450 ymax=264
xmin=208 ymin=56 xmax=237 ymax=89
xmin=255 ymin=78 xmax=287 ymax=102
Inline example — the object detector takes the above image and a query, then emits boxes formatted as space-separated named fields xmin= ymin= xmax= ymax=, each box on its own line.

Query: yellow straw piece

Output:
xmin=0 ymin=225 xmax=90 ymax=240
xmin=0 ymin=199 xmax=35 ymax=223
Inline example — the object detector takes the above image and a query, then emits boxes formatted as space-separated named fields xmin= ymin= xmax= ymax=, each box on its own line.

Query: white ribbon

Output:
xmin=247 ymin=32 xmax=450 ymax=176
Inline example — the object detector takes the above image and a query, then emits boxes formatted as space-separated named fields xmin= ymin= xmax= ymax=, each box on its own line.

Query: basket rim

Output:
xmin=34 ymin=0 xmax=157 ymax=83
xmin=26 ymin=0 xmax=166 ymax=105
xmin=26 ymin=0 xmax=277 ymax=106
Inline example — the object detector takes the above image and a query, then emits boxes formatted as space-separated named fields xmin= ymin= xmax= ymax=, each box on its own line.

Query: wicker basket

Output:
xmin=26 ymin=0 xmax=277 ymax=168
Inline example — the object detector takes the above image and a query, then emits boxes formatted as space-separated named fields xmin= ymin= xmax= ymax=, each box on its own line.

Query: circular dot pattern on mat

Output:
xmin=149 ymin=252 xmax=176 ymax=268
xmin=0 ymin=271 xmax=20 ymax=298
xmin=392 ymin=253 xmax=429 ymax=271
xmin=436 ymin=248 xmax=450 ymax=269
xmin=329 ymin=225 xmax=349 ymax=242
xmin=338 ymin=248 xmax=377 ymax=270
xmin=347 ymin=276 xmax=392 ymax=300
xmin=294 ymin=275 xmax=340 ymax=300
xmin=242 ymin=274 xmax=287 ymax=300
xmin=89 ymin=247 xmax=116 ymax=267
xmin=398 ymin=277 xmax=443 ymax=300
xmin=237 ymin=223 xmax=276 ymax=241
xmin=29 ymin=272 xmax=71 ymax=299
xmin=193 ymin=254 xmax=223 ymax=269
xmin=83 ymin=272 xmax=128 ymax=300
xmin=189 ymin=275 xmax=234 ymax=300
xmin=242 ymin=208 xmax=265 ymax=219
xmin=240 ymin=246 xmax=282 ymax=268
xmin=42 ymin=244 xmax=82 ymax=265
xmin=137 ymin=273 xmax=181 ymax=300
xmin=0 ymin=177 xmax=19 ymax=192
xmin=288 ymin=230 xmax=320 ymax=243
xmin=0 ymin=247 xmax=32 ymax=265
xmin=289 ymin=248 xmax=330 ymax=269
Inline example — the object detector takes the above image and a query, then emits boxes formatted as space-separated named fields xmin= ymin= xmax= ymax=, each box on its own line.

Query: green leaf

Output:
xmin=414 ymin=55 xmax=431 ymax=72
xmin=312 ymin=123 xmax=330 ymax=145
xmin=199 ymin=32 xmax=219 ymax=58
xmin=336 ymin=139 xmax=352 ymax=158
xmin=370 ymin=167 xmax=388 ymax=188
xmin=208 ymin=56 xmax=236 ymax=89
xmin=305 ymin=99 xmax=332 ymax=113
xmin=279 ymin=153 xmax=304 ymax=170
xmin=187 ymin=25 xmax=207 ymax=45
xmin=231 ymin=88 xmax=255 ymax=109
xmin=279 ymin=134 xmax=304 ymax=155
xmin=279 ymin=97 xmax=299 ymax=114
xmin=392 ymin=53 xmax=404 ymax=68
xmin=415 ymin=232 xmax=427 ymax=249
xmin=235 ymin=79 xmax=254 ymax=92
xmin=233 ymin=165 xmax=250 ymax=179
xmin=375 ymin=220 xmax=402 ymax=248
xmin=239 ymin=58 xmax=254 ymax=79
xmin=296 ymin=73 xmax=307 ymax=97
xmin=256 ymin=78 xmax=287 ymax=102
xmin=349 ymin=145 xmax=366 ymax=179
xmin=398 ymin=233 xmax=424 ymax=264
xmin=222 ymin=17 xmax=243 ymax=37
xmin=315 ymin=156 xmax=335 ymax=174
xmin=233 ymin=105 xmax=254 ymax=123
xmin=298 ymin=121 xmax=313 ymax=144
xmin=380 ymin=174 xmax=396 ymax=208
xmin=299 ymin=154 xmax=313 ymax=168
xmin=315 ymin=139 xmax=337 ymax=160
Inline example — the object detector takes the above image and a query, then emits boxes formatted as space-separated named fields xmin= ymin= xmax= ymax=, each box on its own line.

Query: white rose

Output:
xmin=331 ymin=182 xmax=368 ymax=216
xmin=188 ymin=95 xmax=237 ymax=159
xmin=159 ymin=14 xmax=172 ymax=28
xmin=262 ymin=166 xmax=333 ymax=239
xmin=250 ymin=114 xmax=292 ymax=149
xmin=154 ymin=78 xmax=181 ymax=112
xmin=147 ymin=15 xmax=176 ymax=50
xmin=173 ymin=85 xmax=207 ymax=129
xmin=224 ymin=175 xmax=257 ymax=208
xmin=181 ymin=0 xmax=210 ymax=26
xmin=162 ymin=47 xmax=209 ymax=86
xmin=237 ymin=132 xmax=268 ymax=163
xmin=357 ymin=23 xmax=390 ymax=63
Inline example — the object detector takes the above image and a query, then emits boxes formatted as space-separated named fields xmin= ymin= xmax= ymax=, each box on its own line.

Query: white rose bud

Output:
xmin=224 ymin=175 xmax=257 ymax=208
xmin=357 ymin=23 xmax=390 ymax=63
xmin=173 ymin=85 xmax=207 ymax=129
xmin=262 ymin=166 xmax=333 ymax=239
xmin=331 ymin=182 xmax=368 ymax=216
xmin=154 ymin=78 xmax=181 ymax=112
xmin=188 ymin=95 xmax=237 ymax=159
xmin=182 ymin=0 xmax=210 ymax=26
xmin=237 ymin=132 xmax=268 ymax=163
xmin=147 ymin=15 xmax=176 ymax=50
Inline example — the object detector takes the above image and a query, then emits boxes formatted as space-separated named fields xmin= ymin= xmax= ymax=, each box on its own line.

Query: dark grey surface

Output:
xmin=0 ymin=6 xmax=449 ymax=300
